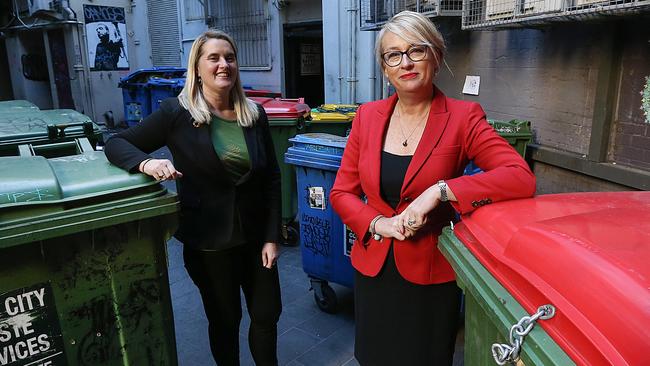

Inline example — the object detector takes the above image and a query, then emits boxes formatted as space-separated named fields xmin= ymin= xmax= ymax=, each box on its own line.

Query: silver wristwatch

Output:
xmin=437 ymin=180 xmax=448 ymax=202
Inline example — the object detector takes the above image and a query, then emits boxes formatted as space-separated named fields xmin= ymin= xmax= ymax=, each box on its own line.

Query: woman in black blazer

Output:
xmin=105 ymin=30 xmax=282 ymax=366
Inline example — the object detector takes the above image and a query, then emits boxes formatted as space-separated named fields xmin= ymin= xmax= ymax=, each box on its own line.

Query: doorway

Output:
xmin=283 ymin=22 xmax=324 ymax=107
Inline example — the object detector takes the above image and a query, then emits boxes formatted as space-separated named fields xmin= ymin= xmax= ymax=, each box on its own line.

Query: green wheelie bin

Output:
xmin=0 ymin=140 xmax=180 ymax=365
xmin=251 ymin=97 xmax=310 ymax=245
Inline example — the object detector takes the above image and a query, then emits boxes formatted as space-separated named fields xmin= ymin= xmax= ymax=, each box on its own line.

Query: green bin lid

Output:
xmin=487 ymin=119 xmax=531 ymax=136
xmin=0 ymin=109 xmax=101 ymax=150
xmin=0 ymin=152 xmax=178 ymax=248
xmin=0 ymin=100 xmax=40 ymax=114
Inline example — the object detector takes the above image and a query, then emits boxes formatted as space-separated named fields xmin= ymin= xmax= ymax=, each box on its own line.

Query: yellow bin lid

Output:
xmin=310 ymin=110 xmax=351 ymax=122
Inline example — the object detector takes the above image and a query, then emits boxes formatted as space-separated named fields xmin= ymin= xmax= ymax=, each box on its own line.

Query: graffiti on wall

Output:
xmin=83 ymin=5 xmax=129 ymax=71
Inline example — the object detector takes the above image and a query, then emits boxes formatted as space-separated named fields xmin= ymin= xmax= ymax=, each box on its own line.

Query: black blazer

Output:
xmin=104 ymin=97 xmax=281 ymax=250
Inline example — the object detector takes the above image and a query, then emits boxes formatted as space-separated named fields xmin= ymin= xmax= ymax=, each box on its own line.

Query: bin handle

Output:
xmin=491 ymin=304 xmax=555 ymax=365
xmin=297 ymin=119 xmax=305 ymax=131
xmin=18 ymin=137 xmax=95 ymax=157
xmin=47 ymin=121 xmax=94 ymax=139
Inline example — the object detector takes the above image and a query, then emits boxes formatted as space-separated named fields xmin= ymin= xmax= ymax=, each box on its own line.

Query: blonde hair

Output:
xmin=178 ymin=29 xmax=259 ymax=127
xmin=375 ymin=11 xmax=446 ymax=75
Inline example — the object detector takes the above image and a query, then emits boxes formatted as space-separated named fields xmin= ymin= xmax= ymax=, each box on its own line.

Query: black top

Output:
xmin=380 ymin=151 xmax=412 ymax=209
xmin=104 ymin=97 xmax=281 ymax=250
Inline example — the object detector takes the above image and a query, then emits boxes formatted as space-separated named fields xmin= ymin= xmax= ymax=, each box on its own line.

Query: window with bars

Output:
xmin=184 ymin=0 xmax=205 ymax=21
xmin=208 ymin=0 xmax=270 ymax=69
xmin=360 ymin=0 xmax=462 ymax=31
xmin=462 ymin=0 xmax=650 ymax=29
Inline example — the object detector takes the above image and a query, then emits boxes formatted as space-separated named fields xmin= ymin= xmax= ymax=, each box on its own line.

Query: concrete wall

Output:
xmin=429 ymin=17 xmax=648 ymax=192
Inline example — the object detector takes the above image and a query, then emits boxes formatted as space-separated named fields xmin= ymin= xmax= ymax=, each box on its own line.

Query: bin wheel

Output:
xmin=314 ymin=283 xmax=338 ymax=314
xmin=282 ymin=222 xmax=299 ymax=247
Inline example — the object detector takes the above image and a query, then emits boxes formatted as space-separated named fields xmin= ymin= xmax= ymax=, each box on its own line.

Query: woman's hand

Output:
xmin=140 ymin=158 xmax=183 ymax=181
xmin=398 ymin=185 xmax=442 ymax=234
xmin=261 ymin=242 xmax=279 ymax=269
xmin=374 ymin=216 xmax=407 ymax=241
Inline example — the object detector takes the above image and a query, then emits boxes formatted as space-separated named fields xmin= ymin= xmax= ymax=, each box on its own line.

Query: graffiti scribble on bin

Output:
xmin=301 ymin=213 xmax=331 ymax=257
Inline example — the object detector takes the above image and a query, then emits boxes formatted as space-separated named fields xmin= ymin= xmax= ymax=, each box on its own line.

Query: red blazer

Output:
xmin=330 ymin=89 xmax=536 ymax=285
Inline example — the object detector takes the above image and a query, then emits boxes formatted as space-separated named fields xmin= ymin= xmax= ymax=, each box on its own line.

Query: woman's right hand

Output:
xmin=374 ymin=216 xmax=407 ymax=241
xmin=140 ymin=158 xmax=183 ymax=181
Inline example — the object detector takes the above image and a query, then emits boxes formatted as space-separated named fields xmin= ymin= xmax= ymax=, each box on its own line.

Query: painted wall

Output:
xmin=236 ymin=2 xmax=283 ymax=93
xmin=322 ymin=0 xmax=381 ymax=105
xmin=68 ymin=0 xmax=155 ymax=125
xmin=5 ymin=33 xmax=53 ymax=110
xmin=284 ymin=0 xmax=322 ymax=23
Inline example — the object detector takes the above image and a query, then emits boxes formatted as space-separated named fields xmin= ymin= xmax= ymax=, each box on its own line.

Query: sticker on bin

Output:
xmin=308 ymin=187 xmax=326 ymax=210
xmin=344 ymin=225 xmax=356 ymax=257
xmin=0 ymin=283 xmax=65 ymax=366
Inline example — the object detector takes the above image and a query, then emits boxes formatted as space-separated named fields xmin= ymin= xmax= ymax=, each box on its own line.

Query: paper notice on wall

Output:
xmin=462 ymin=75 xmax=480 ymax=95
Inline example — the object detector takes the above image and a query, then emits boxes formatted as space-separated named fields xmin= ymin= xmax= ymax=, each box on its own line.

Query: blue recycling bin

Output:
xmin=285 ymin=133 xmax=353 ymax=313
xmin=149 ymin=78 xmax=185 ymax=114
xmin=118 ymin=67 xmax=186 ymax=127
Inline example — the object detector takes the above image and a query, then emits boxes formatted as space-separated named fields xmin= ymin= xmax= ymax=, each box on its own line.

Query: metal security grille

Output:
xmin=147 ymin=0 xmax=182 ymax=66
xmin=208 ymin=0 xmax=270 ymax=69
xmin=360 ymin=0 xmax=462 ymax=31
xmin=462 ymin=0 xmax=650 ymax=29
xmin=184 ymin=0 xmax=206 ymax=21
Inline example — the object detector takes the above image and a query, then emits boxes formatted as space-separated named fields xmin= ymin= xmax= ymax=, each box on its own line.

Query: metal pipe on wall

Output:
xmin=347 ymin=0 xmax=357 ymax=104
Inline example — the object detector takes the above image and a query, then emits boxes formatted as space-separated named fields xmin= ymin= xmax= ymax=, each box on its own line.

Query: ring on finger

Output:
xmin=407 ymin=219 xmax=416 ymax=226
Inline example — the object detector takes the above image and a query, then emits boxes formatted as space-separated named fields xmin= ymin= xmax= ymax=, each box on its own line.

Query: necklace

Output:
xmin=395 ymin=103 xmax=428 ymax=147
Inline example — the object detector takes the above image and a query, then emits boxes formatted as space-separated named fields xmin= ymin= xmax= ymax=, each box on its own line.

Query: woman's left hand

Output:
xmin=398 ymin=185 xmax=442 ymax=234
xmin=261 ymin=242 xmax=279 ymax=269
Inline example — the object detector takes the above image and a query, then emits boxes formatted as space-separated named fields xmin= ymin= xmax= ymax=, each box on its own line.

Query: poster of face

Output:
xmin=84 ymin=5 xmax=129 ymax=71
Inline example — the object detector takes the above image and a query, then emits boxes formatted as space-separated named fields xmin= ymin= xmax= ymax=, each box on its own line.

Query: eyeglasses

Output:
xmin=381 ymin=45 xmax=429 ymax=67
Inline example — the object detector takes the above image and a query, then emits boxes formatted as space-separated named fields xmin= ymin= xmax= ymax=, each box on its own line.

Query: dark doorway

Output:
xmin=283 ymin=22 xmax=324 ymax=108
xmin=0 ymin=38 xmax=13 ymax=101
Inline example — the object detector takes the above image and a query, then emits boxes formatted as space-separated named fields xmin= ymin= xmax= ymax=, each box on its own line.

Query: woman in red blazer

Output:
xmin=330 ymin=11 xmax=536 ymax=366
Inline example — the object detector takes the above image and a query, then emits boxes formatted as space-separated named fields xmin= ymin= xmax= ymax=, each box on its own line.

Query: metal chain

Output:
xmin=491 ymin=304 xmax=556 ymax=365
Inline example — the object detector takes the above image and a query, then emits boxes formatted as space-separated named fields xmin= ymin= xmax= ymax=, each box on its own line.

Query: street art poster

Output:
xmin=84 ymin=5 xmax=129 ymax=71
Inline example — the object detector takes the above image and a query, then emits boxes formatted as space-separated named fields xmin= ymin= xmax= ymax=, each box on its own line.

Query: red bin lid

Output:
xmin=250 ymin=97 xmax=310 ymax=119
xmin=454 ymin=191 xmax=650 ymax=366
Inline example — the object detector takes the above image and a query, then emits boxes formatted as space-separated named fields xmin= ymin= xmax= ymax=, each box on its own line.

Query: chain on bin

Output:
xmin=491 ymin=304 xmax=556 ymax=365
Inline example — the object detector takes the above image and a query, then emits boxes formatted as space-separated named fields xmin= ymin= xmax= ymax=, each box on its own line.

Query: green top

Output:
xmin=209 ymin=115 xmax=250 ymax=248
xmin=210 ymin=115 xmax=250 ymax=183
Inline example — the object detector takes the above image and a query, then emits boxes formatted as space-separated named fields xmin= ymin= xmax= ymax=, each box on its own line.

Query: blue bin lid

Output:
xmin=285 ymin=133 xmax=347 ymax=171
xmin=148 ymin=77 xmax=185 ymax=88
xmin=119 ymin=67 xmax=187 ymax=87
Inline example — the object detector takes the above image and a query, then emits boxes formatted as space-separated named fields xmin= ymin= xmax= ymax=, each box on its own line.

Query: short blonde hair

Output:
xmin=178 ymin=29 xmax=259 ymax=127
xmin=375 ymin=11 xmax=445 ymax=75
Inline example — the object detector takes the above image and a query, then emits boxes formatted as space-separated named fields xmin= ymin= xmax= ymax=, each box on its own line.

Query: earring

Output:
xmin=198 ymin=77 xmax=202 ymax=85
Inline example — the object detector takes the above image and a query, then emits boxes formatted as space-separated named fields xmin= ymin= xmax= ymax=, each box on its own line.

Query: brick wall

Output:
xmin=533 ymin=162 xmax=633 ymax=194
xmin=608 ymin=22 xmax=650 ymax=171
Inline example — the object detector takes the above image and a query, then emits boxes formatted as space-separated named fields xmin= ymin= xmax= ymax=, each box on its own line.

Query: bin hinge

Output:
xmin=491 ymin=304 xmax=555 ymax=365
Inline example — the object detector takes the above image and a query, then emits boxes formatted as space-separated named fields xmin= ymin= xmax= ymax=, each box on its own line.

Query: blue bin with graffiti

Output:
xmin=118 ymin=67 xmax=186 ymax=127
xmin=285 ymin=133 xmax=353 ymax=313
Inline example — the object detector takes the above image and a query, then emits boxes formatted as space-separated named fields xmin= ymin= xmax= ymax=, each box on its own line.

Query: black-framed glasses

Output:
xmin=381 ymin=45 xmax=428 ymax=67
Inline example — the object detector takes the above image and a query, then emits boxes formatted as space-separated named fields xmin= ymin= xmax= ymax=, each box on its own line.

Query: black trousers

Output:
xmin=183 ymin=242 xmax=282 ymax=366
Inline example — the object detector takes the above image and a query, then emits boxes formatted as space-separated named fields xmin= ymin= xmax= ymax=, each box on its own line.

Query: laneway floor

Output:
xmin=168 ymin=239 xmax=359 ymax=366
